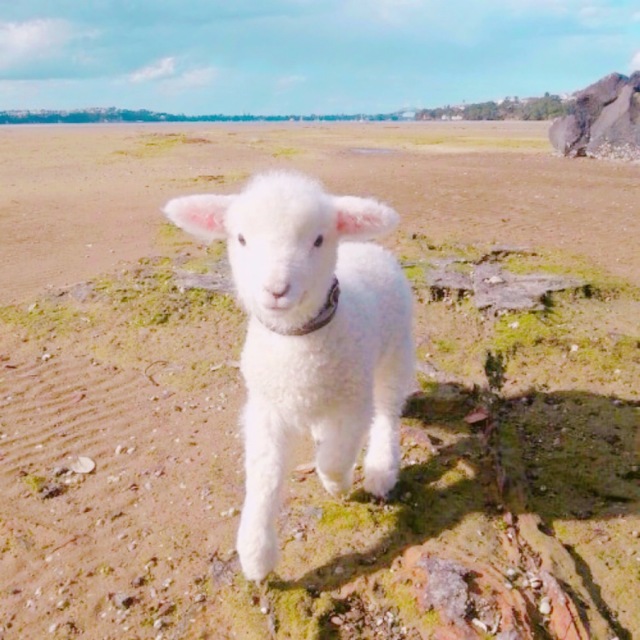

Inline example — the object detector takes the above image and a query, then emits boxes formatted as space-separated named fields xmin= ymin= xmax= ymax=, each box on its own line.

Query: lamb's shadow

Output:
xmin=273 ymin=384 xmax=639 ymax=633
xmin=277 ymin=387 xmax=493 ymax=592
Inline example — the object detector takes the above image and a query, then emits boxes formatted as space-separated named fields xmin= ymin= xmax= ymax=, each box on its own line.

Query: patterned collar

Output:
xmin=260 ymin=277 xmax=340 ymax=336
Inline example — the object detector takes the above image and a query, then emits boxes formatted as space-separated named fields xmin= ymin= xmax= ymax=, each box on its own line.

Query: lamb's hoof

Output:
xmin=363 ymin=466 xmax=397 ymax=499
xmin=238 ymin=548 xmax=277 ymax=582
xmin=317 ymin=469 xmax=352 ymax=498
xmin=237 ymin=531 xmax=278 ymax=582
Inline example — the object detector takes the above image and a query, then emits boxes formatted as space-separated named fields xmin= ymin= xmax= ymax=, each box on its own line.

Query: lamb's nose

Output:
xmin=267 ymin=283 xmax=291 ymax=299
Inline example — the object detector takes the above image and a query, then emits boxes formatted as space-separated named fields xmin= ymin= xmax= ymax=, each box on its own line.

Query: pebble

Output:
xmin=539 ymin=597 xmax=552 ymax=615
xmin=113 ymin=593 xmax=135 ymax=610
xmin=69 ymin=455 xmax=95 ymax=474
xmin=153 ymin=617 xmax=167 ymax=630
xmin=471 ymin=618 xmax=489 ymax=632
xmin=529 ymin=576 xmax=543 ymax=590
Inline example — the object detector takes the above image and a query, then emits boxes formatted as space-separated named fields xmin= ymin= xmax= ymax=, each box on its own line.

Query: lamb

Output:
xmin=163 ymin=171 xmax=414 ymax=581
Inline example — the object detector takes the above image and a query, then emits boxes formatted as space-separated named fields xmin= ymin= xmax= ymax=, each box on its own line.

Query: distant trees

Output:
xmin=463 ymin=101 xmax=500 ymax=120
xmin=0 ymin=94 xmax=573 ymax=125
xmin=521 ymin=93 xmax=567 ymax=120
xmin=416 ymin=93 xmax=571 ymax=121
xmin=0 ymin=108 xmax=385 ymax=125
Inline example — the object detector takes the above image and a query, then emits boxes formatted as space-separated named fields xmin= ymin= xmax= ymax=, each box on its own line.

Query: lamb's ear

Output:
xmin=332 ymin=196 xmax=399 ymax=240
xmin=162 ymin=194 xmax=236 ymax=243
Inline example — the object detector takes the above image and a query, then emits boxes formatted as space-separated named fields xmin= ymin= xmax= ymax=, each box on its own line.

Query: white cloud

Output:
xmin=126 ymin=58 xmax=217 ymax=92
xmin=128 ymin=56 xmax=176 ymax=83
xmin=0 ymin=19 xmax=74 ymax=70
xmin=631 ymin=50 xmax=640 ymax=72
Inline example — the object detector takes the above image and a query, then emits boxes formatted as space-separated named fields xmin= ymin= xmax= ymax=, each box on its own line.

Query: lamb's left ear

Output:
xmin=162 ymin=194 xmax=236 ymax=244
xmin=332 ymin=196 xmax=399 ymax=240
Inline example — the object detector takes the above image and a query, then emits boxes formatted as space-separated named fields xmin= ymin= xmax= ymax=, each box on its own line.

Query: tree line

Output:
xmin=0 ymin=93 xmax=571 ymax=125
xmin=416 ymin=93 xmax=570 ymax=121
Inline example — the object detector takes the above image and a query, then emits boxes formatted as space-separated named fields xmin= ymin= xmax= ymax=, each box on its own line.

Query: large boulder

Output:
xmin=549 ymin=72 xmax=640 ymax=159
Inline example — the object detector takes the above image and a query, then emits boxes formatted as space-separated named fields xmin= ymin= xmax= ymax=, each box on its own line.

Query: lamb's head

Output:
xmin=163 ymin=172 xmax=398 ymax=333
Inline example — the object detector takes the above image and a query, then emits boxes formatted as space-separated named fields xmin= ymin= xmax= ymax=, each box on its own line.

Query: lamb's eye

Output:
xmin=314 ymin=234 xmax=324 ymax=248
xmin=238 ymin=234 xmax=246 ymax=246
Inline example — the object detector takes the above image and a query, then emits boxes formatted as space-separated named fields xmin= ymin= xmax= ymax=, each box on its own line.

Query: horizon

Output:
xmin=1 ymin=2 xmax=639 ymax=115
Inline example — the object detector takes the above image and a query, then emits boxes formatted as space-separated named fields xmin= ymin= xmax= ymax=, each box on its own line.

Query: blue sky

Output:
xmin=1 ymin=1 xmax=638 ymax=115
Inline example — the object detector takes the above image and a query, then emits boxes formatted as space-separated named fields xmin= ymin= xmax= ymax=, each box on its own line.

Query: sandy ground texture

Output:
xmin=0 ymin=122 xmax=639 ymax=639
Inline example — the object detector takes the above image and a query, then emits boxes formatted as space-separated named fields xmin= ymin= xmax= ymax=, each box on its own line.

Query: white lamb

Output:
xmin=163 ymin=171 xmax=414 ymax=581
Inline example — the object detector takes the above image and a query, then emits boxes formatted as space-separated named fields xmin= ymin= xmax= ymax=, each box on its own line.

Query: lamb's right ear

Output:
xmin=162 ymin=194 xmax=236 ymax=244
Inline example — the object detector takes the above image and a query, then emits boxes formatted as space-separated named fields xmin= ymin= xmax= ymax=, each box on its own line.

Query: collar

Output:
xmin=259 ymin=277 xmax=340 ymax=337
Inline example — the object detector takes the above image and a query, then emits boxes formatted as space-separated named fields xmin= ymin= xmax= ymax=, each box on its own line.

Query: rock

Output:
xmin=472 ymin=262 xmax=581 ymax=312
xmin=173 ymin=262 xmax=234 ymax=294
xmin=549 ymin=71 xmax=640 ymax=160
xmin=401 ymin=547 xmax=536 ymax=639
xmin=423 ymin=254 xmax=581 ymax=313
xmin=414 ymin=555 xmax=471 ymax=622
xmin=425 ymin=259 xmax=473 ymax=300
xmin=65 ymin=282 xmax=95 ymax=303
xmin=210 ymin=552 xmax=237 ymax=586
xmin=112 ymin=593 xmax=135 ymax=609
xmin=549 ymin=114 xmax=583 ymax=157
xmin=40 ymin=482 xmax=65 ymax=500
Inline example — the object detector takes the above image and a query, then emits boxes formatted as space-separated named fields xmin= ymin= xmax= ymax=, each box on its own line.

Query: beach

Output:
xmin=1 ymin=121 xmax=638 ymax=639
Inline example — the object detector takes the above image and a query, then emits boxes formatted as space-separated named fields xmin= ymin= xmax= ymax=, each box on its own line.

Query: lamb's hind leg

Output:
xmin=364 ymin=349 xmax=414 ymax=498
xmin=313 ymin=406 xmax=371 ymax=498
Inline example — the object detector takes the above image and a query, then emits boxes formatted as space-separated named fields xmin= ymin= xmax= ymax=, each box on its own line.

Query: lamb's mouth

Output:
xmin=263 ymin=290 xmax=307 ymax=313
xmin=256 ymin=280 xmax=339 ymax=337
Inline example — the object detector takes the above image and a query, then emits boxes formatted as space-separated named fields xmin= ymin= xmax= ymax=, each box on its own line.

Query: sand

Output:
xmin=1 ymin=121 xmax=639 ymax=306
xmin=0 ymin=122 xmax=638 ymax=639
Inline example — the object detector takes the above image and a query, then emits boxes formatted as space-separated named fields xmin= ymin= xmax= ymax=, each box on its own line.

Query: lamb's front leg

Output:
xmin=236 ymin=399 xmax=288 ymax=582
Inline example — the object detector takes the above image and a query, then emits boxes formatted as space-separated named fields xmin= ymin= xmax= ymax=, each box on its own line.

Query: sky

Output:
xmin=0 ymin=1 xmax=639 ymax=115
